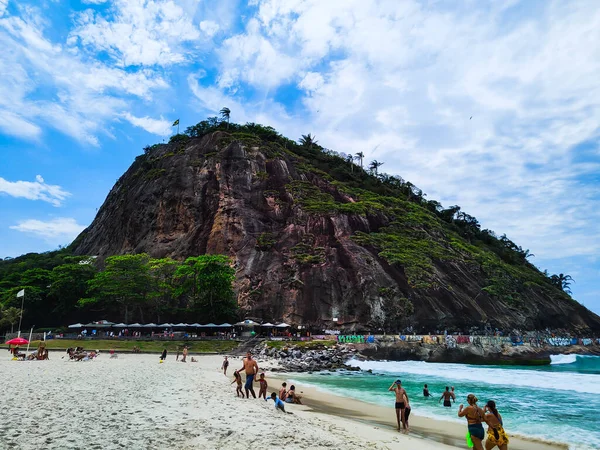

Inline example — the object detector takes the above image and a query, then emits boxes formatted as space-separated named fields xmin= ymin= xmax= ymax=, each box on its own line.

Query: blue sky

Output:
xmin=1 ymin=0 xmax=599 ymax=314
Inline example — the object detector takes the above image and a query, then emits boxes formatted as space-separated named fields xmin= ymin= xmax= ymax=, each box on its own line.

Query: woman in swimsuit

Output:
xmin=483 ymin=400 xmax=509 ymax=450
xmin=458 ymin=394 xmax=485 ymax=450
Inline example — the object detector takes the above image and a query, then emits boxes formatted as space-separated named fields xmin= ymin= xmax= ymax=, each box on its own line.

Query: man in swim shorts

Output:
xmin=388 ymin=379 xmax=409 ymax=431
xmin=439 ymin=386 xmax=455 ymax=407
xmin=238 ymin=351 xmax=259 ymax=398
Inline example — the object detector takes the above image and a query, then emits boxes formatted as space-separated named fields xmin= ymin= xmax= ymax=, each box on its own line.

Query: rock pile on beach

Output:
xmin=255 ymin=343 xmax=360 ymax=373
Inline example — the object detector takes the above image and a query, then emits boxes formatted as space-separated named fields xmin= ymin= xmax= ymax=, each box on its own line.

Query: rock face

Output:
xmin=73 ymin=132 xmax=600 ymax=332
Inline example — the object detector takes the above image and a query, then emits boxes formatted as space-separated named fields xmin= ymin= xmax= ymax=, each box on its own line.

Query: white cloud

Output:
xmin=10 ymin=217 xmax=86 ymax=240
xmin=0 ymin=175 xmax=71 ymax=207
xmin=209 ymin=0 xmax=600 ymax=268
xmin=200 ymin=20 xmax=219 ymax=37
xmin=0 ymin=0 xmax=8 ymax=17
xmin=70 ymin=0 xmax=201 ymax=67
xmin=123 ymin=112 xmax=172 ymax=136
xmin=82 ymin=0 xmax=108 ymax=4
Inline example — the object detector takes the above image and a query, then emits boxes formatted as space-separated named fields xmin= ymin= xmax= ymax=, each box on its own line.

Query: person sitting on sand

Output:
xmin=423 ymin=384 xmax=433 ymax=397
xmin=285 ymin=385 xmax=302 ymax=404
xmin=458 ymin=394 xmax=485 ymax=450
xmin=389 ymin=379 xmax=409 ymax=431
xmin=279 ymin=382 xmax=288 ymax=401
xmin=222 ymin=356 xmax=229 ymax=375
xmin=483 ymin=400 xmax=509 ymax=450
xmin=238 ymin=352 xmax=259 ymax=399
xmin=191 ymin=357 xmax=198 ymax=363
xmin=269 ymin=392 xmax=289 ymax=413
xmin=439 ymin=386 xmax=455 ymax=407
xmin=258 ymin=373 xmax=268 ymax=400
xmin=232 ymin=370 xmax=245 ymax=398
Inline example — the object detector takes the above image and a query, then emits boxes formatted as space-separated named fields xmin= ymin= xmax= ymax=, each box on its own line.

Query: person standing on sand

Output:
xmin=439 ymin=386 xmax=455 ymax=407
xmin=160 ymin=349 xmax=167 ymax=362
xmin=222 ymin=356 xmax=229 ymax=375
xmin=182 ymin=346 xmax=188 ymax=363
xmin=238 ymin=352 xmax=259 ymax=398
xmin=258 ymin=373 xmax=268 ymax=400
xmin=388 ymin=379 xmax=409 ymax=431
xmin=402 ymin=391 xmax=411 ymax=433
xmin=458 ymin=394 xmax=485 ymax=450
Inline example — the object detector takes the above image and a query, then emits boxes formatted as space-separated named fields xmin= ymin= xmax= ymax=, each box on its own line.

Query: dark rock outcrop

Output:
xmin=73 ymin=132 xmax=600 ymax=333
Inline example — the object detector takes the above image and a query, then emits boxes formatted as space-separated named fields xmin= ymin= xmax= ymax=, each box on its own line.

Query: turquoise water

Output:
xmin=289 ymin=355 xmax=600 ymax=450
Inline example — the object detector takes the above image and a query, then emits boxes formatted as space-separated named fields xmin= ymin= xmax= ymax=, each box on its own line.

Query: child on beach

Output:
xmin=279 ymin=382 xmax=288 ymax=401
xmin=403 ymin=392 xmax=411 ymax=433
xmin=269 ymin=392 xmax=289 ymax=413
xmin=258 ymin=373 xmax=268 ymax=400
xmin=232 ymin=371 xmax=245 ymax=398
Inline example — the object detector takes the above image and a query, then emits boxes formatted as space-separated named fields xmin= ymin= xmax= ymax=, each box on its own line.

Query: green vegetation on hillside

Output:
xmin=0 ymin=253 xmax=237 ymax=331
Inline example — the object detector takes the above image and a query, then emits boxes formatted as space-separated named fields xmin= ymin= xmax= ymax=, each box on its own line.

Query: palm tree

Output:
xmin=369 ymin=160 xmax=384 ymax=176
xmin=354 ymin=152 xmax=364 ymax=168
xmin=550 ymin=273 xmax=574 ymax=295
xmin=345 ymin=154 xmax=354 ymax=172
xmin=299 ymin=133 xmax=318 ymax=149
xmin=219 ymin=107 xmax=231 ymax=128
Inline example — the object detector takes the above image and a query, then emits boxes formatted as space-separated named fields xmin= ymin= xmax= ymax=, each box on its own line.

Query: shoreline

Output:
xmin=267 ymin=373 xmax=568 ymax=450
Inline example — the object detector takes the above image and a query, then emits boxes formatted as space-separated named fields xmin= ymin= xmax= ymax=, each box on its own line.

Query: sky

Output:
xmin=0 ymin=0 xmax=599 ymax=314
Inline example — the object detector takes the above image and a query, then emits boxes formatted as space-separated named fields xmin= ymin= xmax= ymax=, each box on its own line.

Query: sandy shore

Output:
xmin=0 ymin=353 xmax=566 ymax=450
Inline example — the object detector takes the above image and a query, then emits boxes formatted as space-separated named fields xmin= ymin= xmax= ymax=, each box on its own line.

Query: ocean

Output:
xmin=289 ymin=354 xmax=600 ymax=450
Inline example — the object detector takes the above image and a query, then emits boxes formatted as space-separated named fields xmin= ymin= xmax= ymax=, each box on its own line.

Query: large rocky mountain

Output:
xmin=73 ymin=128 xmax=600 ymax=333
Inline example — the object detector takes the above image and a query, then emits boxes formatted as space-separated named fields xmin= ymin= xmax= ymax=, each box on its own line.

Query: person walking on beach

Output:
xmin=423 ymin=384 xmax=433 ymax=397
xmin=483 ymin=400 xmax=509 ymax=450
xmin=403 ymin=391 xmax=411 ymax=433
xmin=439 ymin=386 xmax=455 ymax=407
xmin=222 ymin=356 xmax=229 ymax=375
xmin=258 ymin=373 xmax=268 ymax=400
xmin=388 ymin=379 xmax=409 ymax=431
xmin=458 ymin=394 xmax=485 ymax=450
xmin=232 ymin=370 xmax=245 ymax=398
xmin=238 ymin=352 xmax=259 ymax=398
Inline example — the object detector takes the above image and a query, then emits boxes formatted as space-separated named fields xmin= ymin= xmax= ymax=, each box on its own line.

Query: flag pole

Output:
xmin=17 ymin=289 xmax=25 ymax=338
xmin=26 ymin=326 xmax=34 ymax=353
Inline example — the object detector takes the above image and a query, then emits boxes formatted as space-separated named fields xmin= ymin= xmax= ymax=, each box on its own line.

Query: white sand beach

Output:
xmin=0 ymin=353 xmax=564 ymax=450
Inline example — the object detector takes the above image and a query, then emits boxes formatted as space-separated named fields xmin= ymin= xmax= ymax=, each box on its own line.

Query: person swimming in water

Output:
xmin=458 ymin=394 xmax=485 ymax=450
xmin=423 ymin=384 xmax=433 ymax=397
xmin=483 ymin=400 xmax=509 ymax=450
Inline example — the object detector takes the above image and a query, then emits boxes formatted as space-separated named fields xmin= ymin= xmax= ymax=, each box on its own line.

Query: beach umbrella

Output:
xmin=128 ymin=323 xmax=142 ymax=328
xmin=234 ymin=320 xmax=259 ymax=327
xmin=261 ymin=323 xmax=275 ymax=327
xmin=275 ymin=323 xmax=291 ymax=328
xmin=68 ymin=323 xmax=84 ymax=328
xmin=6 ymin=337 xmax=29 ymax=345
xmin=143 ymin=323 xmax=157 ymax=328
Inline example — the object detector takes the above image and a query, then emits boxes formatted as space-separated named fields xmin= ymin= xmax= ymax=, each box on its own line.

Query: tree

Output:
xmin=354 ymin=152 xmax=364 ymax=168
xmin=175 ymin=255 xmax=237 ymax=322
xmin=345 ymin=154 xmax=354 ymax=172
xmin=0 ymin=306 xmax=21 ymax=333
xmin=299 ymin=133 xmax=318 ymax=149
xmin=148 ymin=258 xmax=180 ymax=323
xmin=550 ymin=273 xmax=574 ymax=295
xmin=48 ymin=262 xmax=97 ymax=317
xmin=220 ymin=107 xmax=231 ymax=129
xmin=369 ymin=160 xmax=384 ymax=176
xmin=82 ymin=254 xmax=152 ymax=323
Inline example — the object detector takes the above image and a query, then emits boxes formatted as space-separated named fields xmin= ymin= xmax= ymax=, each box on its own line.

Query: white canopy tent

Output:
xmin=68 ymin=323 xmax=84 ymax=328
xmin=128 ymin=323 xmax=143 ymax=328
xmin=275 ymin=323 xmax=291 ymax=328
xmin=261 ymin=323 xmax=275 ymax=327
xmin=143 ymin=323 xmax=157 ymax=328
xmin=158 ymin=323 xmax=173 ymax=328
xmin=172 ymin=323 xmax=188 ymax=327
xmin=112 ymin=323 xmax=127 ymax=327
xmin=234 ymin=320 xmax=259 ymax=327
xmin=189 ymin=323 xmax=202 ymax=327
xmin=216 ymin=323 xmax=232 ymax=327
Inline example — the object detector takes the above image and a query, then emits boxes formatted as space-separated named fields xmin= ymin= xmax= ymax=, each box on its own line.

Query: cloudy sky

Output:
xmin=1 ymin=0 xmax=599 ymax=314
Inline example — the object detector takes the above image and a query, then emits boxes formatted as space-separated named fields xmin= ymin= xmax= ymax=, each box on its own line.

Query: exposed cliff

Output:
xmin=72 ymin=129 xmax=600 ymax=333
